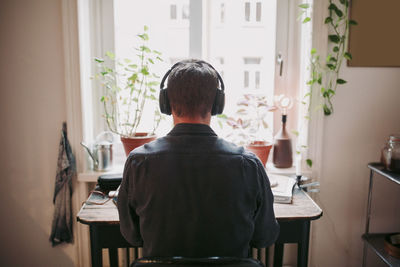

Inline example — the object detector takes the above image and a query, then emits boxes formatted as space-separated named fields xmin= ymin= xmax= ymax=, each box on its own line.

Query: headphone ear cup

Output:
xmin=159 ymin=89 xmax=172 ymax=115
xmin=211 ymin=90 xmax=225 ymax=116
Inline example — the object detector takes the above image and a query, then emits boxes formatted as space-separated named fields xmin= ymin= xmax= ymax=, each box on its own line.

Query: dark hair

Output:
xmin=167 ymin=59 xmax=219 ymax=118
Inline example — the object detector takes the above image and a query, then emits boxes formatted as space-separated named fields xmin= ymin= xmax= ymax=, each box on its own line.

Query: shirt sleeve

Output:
xmin=250 ymin=159 xmax=280 ymax=248
xmin=117 ymin=155 xmax=144 ymax=247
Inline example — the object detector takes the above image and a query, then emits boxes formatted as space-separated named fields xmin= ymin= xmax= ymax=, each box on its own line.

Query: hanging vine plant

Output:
xmin=300 ymin=0 xmax=357 ymax=116
xmin=296 ymin=1 xmax=358 ymax=169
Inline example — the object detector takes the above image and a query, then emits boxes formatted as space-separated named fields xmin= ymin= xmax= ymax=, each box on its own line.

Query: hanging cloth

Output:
xmin=50 ymin=122 xmax=76 ymax=246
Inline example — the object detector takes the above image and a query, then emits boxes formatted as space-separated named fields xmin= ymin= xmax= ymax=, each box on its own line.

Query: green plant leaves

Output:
xmin=94 ymin=57 xmax=104 ymax=63
xmin=137 ymin=33 xmax=149 ymax=41
xmin=328 ymin=3 xmax=338 ymax=11
xmin=93 ymin=26 xmax=165 ymax=137
xmin=325 ymin=17 xmax=333 ymax=24
xmin=349 ymin=20 xmax=358 ymax=25
xmin=303 ymin=17 xmax=311 ymax=23
xmin=105 ymin=51 xmax=115 ymax=60
xmin=323 ymin=104 xmax=332 ymax=115
xmin=147 ymin=81 xmax=159 ymax=87
xmin=326 ymin=63 xmax=336 ymax=70
xmin=299 ymin=3 xmax=310 ymax=9
xmin=311 ymin=48 xmax=317 ymax=55
xmin=140 ymin=67 xmax=149 ymax=75
xmin=326 ymin=54 xmax=331 ymax=62
xmin=328 ymin=35 xmax=340 ymax=43
xmin=128 ymin=73 xmax=138 ymax=82
xmin=337 ymin=79 xmax=347 ymax=84
xmin=334 ymin=8 xmax=343 ymax=17
xmin=344 ymin=52 xmax=352 ymax=60
xmin=306 ymin=159 xmax=313 ymax=168
xmin=328 ymin=3 xmax=343 ymax=17
xmin=140 ymin=45 xmax=151 ymax=53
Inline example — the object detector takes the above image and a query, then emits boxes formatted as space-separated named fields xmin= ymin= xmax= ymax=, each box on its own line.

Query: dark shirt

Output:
xmin=117 ymin=123 xmax=279 ymax=257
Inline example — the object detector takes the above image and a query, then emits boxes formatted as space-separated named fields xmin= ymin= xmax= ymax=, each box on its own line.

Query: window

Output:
xmin=243 ymin=57 xmax=262 ymax=90
xmin=78 ymin=0 xmax=307 ymax=163
xmin=244 ymin=1 xmax=262 ymax=24
xmin=170 ymin=4 xmax=177 ymax=20
xmin=169 ymin=0 xmax=189 ymax=23
xmin=220 ymin=3 xmax=225 ymax=23
xmin=182 ymin=4 xmax=189 ymax=19
xmin=214 ymin=57 xmax=225 ymax=79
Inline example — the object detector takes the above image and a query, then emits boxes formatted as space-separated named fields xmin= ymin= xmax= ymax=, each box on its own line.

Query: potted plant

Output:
xmin=94 ymin=26 xmax=163 ymax=155
xmin=218 ymin=94 xmax=276 ymax=166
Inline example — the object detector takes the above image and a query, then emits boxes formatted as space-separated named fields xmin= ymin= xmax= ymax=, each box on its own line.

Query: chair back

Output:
xmin=131 ymin=257 xmax=264 ymax=267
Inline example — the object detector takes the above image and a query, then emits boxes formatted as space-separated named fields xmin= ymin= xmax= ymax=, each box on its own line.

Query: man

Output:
xmin=117 ymin=59 xmax=279 ymax=258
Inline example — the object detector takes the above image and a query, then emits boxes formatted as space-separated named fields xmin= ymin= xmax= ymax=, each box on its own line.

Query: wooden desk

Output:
xmin=77 ymin=188 xmax=322 ymax=267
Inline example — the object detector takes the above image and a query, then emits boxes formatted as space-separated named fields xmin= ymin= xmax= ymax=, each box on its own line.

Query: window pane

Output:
xmin=255 ymin=71 xmax=260 ymax=89
xmin=220 ymin=3 xmax=225 ymax=23
xmin=114 ymin=0 xmax=189 ymax=135
xmin=256 ymin=2 xmax=262 ymax=22
xmin=244 ymin=57 xmax=261 ymax=64
xmin=245 ymin=2 xmax=250 ymax=22
xmin=170 ymin=4 xmax=177 ymax=20
xmin=244 ymin=71 xmax=249 ymax=88
xmin=208 ymin=0 xmax=277 ymax=118
xmin=182 ymin=4 xmax=189 ymax=19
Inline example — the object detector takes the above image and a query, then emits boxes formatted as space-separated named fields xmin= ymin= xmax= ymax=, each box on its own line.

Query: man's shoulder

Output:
xmin=129 ymin=137 xmax=170 ymax=156
xmin=128 ymin=135 xmax=260 ymax=161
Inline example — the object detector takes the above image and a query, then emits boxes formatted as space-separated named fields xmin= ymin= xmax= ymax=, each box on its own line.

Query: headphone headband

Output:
xmin=159 ymin=60 xmax=225 ymax=116
xmin=159 ymin=60 xmax=225 ymax=91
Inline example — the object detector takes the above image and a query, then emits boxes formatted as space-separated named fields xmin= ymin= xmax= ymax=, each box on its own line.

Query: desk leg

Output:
xmin=89 ymin=226 xmax=103 ymax=267
xmin=265 ymin=247 xmax=270 ymax=265
xmin=297 ymin=220 xmax=310 ymax=267
xmin=273 ymin=243 xmax=284 ymax=267
xmin=109 ymin=248 xmax=118 ymax=267
xmin=362 ymin=169 xmax=374 ymax=267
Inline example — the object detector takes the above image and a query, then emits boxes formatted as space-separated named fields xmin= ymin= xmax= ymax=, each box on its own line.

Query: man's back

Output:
xmin=118 ymin=123 xmax=279 ymax=257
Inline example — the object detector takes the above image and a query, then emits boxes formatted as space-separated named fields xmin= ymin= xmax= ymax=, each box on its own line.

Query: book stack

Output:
xmin=269 ymin=174 xmax=297 ymax=204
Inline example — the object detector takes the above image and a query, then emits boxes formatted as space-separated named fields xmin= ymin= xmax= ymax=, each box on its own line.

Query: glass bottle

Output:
xmin=273 ymin=114 xmax=293 ymax=168
xmin=382 ymin=134 xmax=400 ymax=173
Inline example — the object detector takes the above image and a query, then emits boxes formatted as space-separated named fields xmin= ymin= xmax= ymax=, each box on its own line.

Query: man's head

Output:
xmin=166 ymin=59 xmax=220 ymax=119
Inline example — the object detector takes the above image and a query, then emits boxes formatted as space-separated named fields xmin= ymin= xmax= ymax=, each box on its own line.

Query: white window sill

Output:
xmin=77 ymin=164 xmax=124 ymax=183
xmin=77 ymin=162 xmax=310 ymax=183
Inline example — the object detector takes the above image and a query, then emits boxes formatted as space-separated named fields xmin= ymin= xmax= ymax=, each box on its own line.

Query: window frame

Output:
xmin=77 ymin=0 xmax=312 ymax=167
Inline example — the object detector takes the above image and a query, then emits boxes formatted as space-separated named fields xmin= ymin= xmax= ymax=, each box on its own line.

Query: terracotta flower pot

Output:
xmin=120 ymin=133 xmax=156 ymax=156
xmin=246 ymin=141 xmax=273 ymax=167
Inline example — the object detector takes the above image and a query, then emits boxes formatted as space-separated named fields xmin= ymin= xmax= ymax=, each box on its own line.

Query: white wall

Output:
xmin=0 ymin=0 xmax=76 ymax=266
xmin=311 ymin=65 xmax=400 ymax=266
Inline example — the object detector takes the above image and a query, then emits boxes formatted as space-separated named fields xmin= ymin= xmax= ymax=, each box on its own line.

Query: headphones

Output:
xmin=159 ymin=60 xmax=225 ymax=116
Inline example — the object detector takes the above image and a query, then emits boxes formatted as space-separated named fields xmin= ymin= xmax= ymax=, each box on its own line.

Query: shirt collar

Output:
xmin=167 ymin=123 xmax=218 ymax=137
